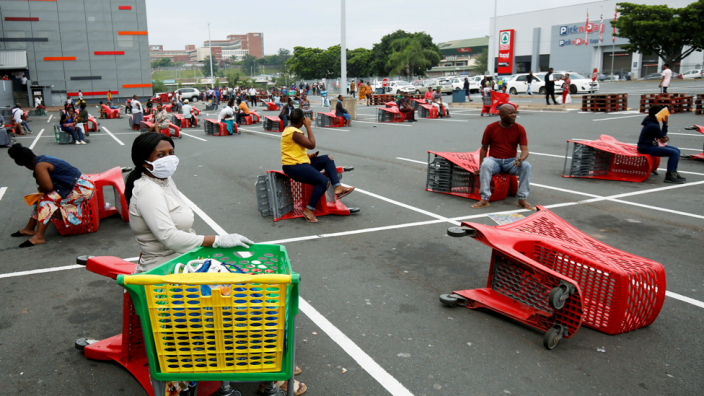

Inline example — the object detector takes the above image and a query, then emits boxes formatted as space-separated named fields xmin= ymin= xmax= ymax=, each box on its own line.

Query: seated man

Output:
xmin=637 ymin=105 xmax=685 ymax=184
xmin=75 ymin=103 xmax=89 ymax=134
xmin=218 ymin=100 xmax=236 ymax=134
xmin=148 ymin=103 xmax=170 ymax=133
xmin=181 ymin=99 xmax=194 ymax=127
xmin=472 ymin=104 xmax=534 ymax=210
xmin=398 ymin=93 xmax=417 ymax=122
xmin=432 ymin=87 xmax=450 ymax=117
xmin=335 ymin=95 xmax=351 ymax=127
xmin=279 ymin=97 xmax=292 ymax=127
xmin=34 ymin=96 xmax=46 ymax=113
xmin=60 ymin=107 xmax=87 ymax=144
xmin=12 ymin=105 xmax=32 ymax=134
xmin=281 ymin=108 xmax=355 ymax=223
xmin=235 ymin=98 xmax=250 ymax=125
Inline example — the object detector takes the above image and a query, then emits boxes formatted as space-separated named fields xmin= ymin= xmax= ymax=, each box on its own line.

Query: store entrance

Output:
xmin=602 ymin=51 xmax=632 ymax=79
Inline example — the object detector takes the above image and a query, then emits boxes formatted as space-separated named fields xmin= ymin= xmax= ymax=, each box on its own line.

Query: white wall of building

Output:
xmin=489 ymin=0 xmax=703 ymax=78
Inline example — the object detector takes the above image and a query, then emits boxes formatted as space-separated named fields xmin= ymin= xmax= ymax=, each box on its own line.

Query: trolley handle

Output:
xmin=118 ymin=273 xmax=296 ymax=286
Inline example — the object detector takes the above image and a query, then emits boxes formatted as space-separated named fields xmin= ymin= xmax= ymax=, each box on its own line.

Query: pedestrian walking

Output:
xmin=659 ymin=64 xmax=672 ymax=93
xmin=561 ymin=74 xmax=571 ymax=104
xmin=463 ymin=78 xmax=473 ymax=102
xmin=526 ymin=71 xmax=534 ymax=95
xmin=545 ymin=67 xmax=558 ymax=105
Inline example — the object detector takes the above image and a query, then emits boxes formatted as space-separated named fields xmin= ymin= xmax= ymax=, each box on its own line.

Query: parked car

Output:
xmin=466 ymin=76 xmax=482 ymax=93
xmin=681 ymin=69 xmax=701 ymax=79
xmin=411 ymin=79 xmax=434 ymax=94
xmin=504 ymin=74 xmax=545 ymax=95
xmin=535 ymin=71 xmax=599 ymax=94
xmin=640 ymin=73 xmax=662 ymax=80
xmin=434 ymin=78 xmax=454 ymax=94
xmin=384 ymin=80 xmax=417 ymax=95
xmin=175 ymin=88 xmax=200 ymax=102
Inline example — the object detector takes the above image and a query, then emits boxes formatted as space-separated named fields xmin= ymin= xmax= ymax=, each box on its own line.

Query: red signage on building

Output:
xmin=457 ymin=48 xmax=473 ymax=53
xmin=497 ymin=29 xmax=515 ymax=74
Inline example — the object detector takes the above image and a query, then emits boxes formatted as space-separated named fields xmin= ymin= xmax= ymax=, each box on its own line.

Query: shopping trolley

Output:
xmin=76 ymin=244 xmax=300 ymax=396
xmin=480 ymin=91 xmax=518 ymax=116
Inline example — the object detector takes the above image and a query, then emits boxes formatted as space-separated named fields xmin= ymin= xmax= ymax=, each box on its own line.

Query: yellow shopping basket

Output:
xmin=117 ymin=245 xmax=300 ymax=383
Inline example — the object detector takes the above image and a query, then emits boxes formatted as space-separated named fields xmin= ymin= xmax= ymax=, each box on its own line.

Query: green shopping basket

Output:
xmin=117 ymin=244 xmax=300 ymax=383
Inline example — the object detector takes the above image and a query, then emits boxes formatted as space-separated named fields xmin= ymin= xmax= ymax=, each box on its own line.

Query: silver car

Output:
xmin=384 ymin=81 xmax=417 ymax=95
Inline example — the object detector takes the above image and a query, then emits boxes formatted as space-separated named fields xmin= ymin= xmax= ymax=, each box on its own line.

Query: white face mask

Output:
xmin=146 ymin=155 xmax=179 ymax=179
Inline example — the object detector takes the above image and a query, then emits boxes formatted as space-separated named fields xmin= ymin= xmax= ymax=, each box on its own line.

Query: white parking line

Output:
xmin=355 ymin=120 xmax=411 ymax=127
xmin=101 ymin=127 xmax=124 ymax=146
xmin=180 ymin=132 xmax=208 ymax=141
xmin=0 ymin=187 xmax=6 ymax=202
xmin=417 ymin=118 xmax=468 ymax=122
xmin=239 ymin=127 xmax=280 ymax=137
xmin=593 ymin=115 xmax=647 ymax=122
xmin=0 ymin=265 xmax=83 ymax=279
xmin=47 ymin=115 xmax=52 ymax=123
xmin=29 ymin=129 xmax=44 ymax=150
xmin=669 ymin=132 xmax=703 ymax=137
xmin=666 ymin=291 xmax=704 ymax=309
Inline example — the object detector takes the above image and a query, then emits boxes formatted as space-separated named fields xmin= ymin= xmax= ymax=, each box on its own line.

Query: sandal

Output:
xmin=517 ymin=203 xmax=536 ymax=211
xmin=278 ymin=380 xmax=307 ymax=396
xmin=11 ymin=231 xmax=29 ymax=237
xmin=471 ymin=202 xmax=490 ymax=209
xmin=337 ymin=186 xmax=355 ymax=199
xmin=19 ymin=240 xmax=36 ymax=248
xmin=303 ymin=213 xmax=318 ymax=223
xmin=295 ymin=365 xmax=302 ymax=376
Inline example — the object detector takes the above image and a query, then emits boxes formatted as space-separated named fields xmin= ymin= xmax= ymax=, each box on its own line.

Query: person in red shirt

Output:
xmin=472 ymin=104 xmax=535 ymax=210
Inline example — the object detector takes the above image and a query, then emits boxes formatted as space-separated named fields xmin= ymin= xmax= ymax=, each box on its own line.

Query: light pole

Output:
xmin=208 ymin=22 xmax=214 ymax=88
xmin=490 ymin=0 xmax=497 ymax=75
xmin=341 ymin=0 xmax=347 ymax=96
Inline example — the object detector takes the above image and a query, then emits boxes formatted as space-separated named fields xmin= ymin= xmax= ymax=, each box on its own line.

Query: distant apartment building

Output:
xmin=150 ymin=33 xmax=263 ymax=65
xmin=149 ymin=45 xmax=190 ymax=63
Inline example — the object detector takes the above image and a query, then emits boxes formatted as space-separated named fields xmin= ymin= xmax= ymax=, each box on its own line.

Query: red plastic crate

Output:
xmin=315 ymin=112 xmax=345 ymax=128
xmin=563 ymin=135 xmax=660 ymax=183
xmin=454 ymin=206 xmax=666 ymax=336
xmin=51 ymin=190 xmax=100 ymax=236
xmin=426 ymin=150 xmax=518 ymax=202
xmin=264 ymin=116 xmax=284 ymax=132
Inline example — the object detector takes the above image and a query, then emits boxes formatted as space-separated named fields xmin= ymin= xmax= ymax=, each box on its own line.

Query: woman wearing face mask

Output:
xmin=125 ymin=133 xmax=255 ymax=273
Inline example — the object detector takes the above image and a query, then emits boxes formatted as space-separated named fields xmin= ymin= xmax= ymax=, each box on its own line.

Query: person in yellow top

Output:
xmin=107 ymin=90 xmax=113 ymax=106
xmin=281 ymin=108 xmax=355 ymax=223
xmin=358 ymin=80 xmax=366 ymax=102
xmin=235 ymin=98 xmax=250 ymax=125
xmin=365 ymin=82 xmax=373 ymax=106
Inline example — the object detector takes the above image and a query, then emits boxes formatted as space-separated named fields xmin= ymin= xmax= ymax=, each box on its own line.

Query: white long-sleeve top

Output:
xmin=129 ymin=174 xmax=204 ymax=272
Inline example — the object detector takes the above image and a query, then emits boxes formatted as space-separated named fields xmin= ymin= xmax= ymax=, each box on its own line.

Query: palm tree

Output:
xmin=386 ymin=37 xmax=440 ymax=79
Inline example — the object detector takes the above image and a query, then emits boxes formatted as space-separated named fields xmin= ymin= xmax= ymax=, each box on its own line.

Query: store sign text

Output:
xmin=560 ymin=23 xmax=604 ymax=36
xmin=559 ymin=38 xmax=601 ymax=46
xmin=497 ymin=29 xmax=515 ymax=74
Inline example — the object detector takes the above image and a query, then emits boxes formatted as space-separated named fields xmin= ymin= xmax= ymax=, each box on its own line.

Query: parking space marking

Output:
xmin=47 ymin=115 xmax=52 ymax=123
xmin=666 ymin=291 xmax=704 ymax=309
xmin=417 ymin=118 xmax=468 ymax=122
xmin=355 ymin=120 xmax=411 ymax=127
xmin=298 ymin=299 xmax=414 ymax=396
xmin=101 ymin=127 xmax=124 ymax=146
xmin=29 ymin=129 xmax=44 ymax=150
xmin=180 ymin=193 xmax=227 ymax=235
xmin=593 ymin=115 xmax=646 ymax=121
xmin=239 ymin=127 xmax=281 ymax=138
xmin=0 ymin=187 xmax=6 ymax=202
xmin=395 ymin=157 xmax=424 ymax=164
xmin=669 ymin=132 xmax=703 ymax=137
xmin=180 ymin=132 xmax=208 ymax=141
xmin=0 ymin=264 xmax=83 ymax=279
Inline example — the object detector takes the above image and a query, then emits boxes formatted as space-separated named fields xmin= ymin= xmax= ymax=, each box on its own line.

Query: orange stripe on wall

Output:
xmin=118 ymin=31 xmax=148 ymax=36
xmin=122 ymin=84 xmax=152 ymax=88
xmin=44 ymin=57 xmax=75 ymax=61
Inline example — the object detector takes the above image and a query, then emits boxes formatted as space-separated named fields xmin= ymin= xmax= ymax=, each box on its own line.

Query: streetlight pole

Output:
xmin=341 ymin=0 xmax=347 ymax=96
xmin=208 ymin=22 xmax=214 ymax=88
xmin=490 ymin=0 xmax=497 ymax=75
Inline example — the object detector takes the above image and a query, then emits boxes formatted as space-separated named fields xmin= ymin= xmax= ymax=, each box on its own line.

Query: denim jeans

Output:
xmin=638 ymin=144 xmax=681 ymax=172
xmin=281 ymin=115 xmax=288 ymax=127
xmin=526 ymin=84 xmax=532 ymax=94
xmin=479 ymin=157 xmax=532 ymax=200
xmin=62 ymin=126 xmax=84 ymax=142
xmin=282 ymin=155 xmax=341 ymax=210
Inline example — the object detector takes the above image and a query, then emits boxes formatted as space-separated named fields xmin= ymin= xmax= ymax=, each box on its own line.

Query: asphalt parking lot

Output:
xmin=1 ymin=80 xmax=704 ymax=396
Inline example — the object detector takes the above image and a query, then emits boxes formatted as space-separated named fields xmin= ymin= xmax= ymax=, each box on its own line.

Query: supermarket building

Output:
xmin=0 ymin=0 xmax=152 ymax=107
xmin=488 ymin=0 xmax=704 ymax=78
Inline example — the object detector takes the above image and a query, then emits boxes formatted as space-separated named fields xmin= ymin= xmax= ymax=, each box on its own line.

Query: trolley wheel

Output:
xmin=76 ymin=255 xmax=94 ymax=265
xmin=480 ymin=113 xmax=484 ymax=117
xmin=543 ymin=325 xmax=565 ymax=350
xmin=85 ymin=138 xmax=90 ymax=144
xmin=439 ymin=293 xmax=462 ymax=307
xmin=447 ymin=226 xmax=477 ymax=238
xmin=348 ymin=207 xmax=361 ymax=213
xmin=75 ymin=338 xmax=98 ymax=350
xmin=548 ymin=286 xmax=566 ymax=310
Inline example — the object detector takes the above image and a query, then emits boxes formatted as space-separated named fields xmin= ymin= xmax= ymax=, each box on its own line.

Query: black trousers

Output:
xmin=546 ymin=86 xmax=557 ymax=104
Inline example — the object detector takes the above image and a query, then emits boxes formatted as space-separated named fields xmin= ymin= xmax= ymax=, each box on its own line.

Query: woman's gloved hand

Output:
xmin=213 ymin=234 xmax=255 ymax=248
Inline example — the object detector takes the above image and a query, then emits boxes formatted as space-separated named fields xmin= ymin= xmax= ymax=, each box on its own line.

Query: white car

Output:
xmin=504 ymin=74 xmax=545 ymax=95
xmin=467 ymin=76 xmax=482 ymax=93
xmin=384 ymin=81 xmax=417 ymax=95
xmin=682 ymin=69 xmax=702 ymax=79
xmin=175 ymin=87 xmax=200 ymax=102
xmin=535 ymin=71 xmax=599 ymax=94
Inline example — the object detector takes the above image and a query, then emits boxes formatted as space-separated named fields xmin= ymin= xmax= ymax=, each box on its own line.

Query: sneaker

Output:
xmin=80 ymin=141 xmax=87 ymax=144
xmin=664 ymin=172 xmax=685 ymax=184
xmin=674 ymin=171 xmax=686 ymax=181
xmin=75 ymin=141 xmax=80 ymax=145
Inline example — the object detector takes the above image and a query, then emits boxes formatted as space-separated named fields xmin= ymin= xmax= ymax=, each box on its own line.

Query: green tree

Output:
xmin=151 ymin=57 xmax=173 ymax=68
xmin=152 ymin=80 xmax=167 ymax=93
xmin=227 ymin=72 xmax=241 ymax=88
xmin=276 ymin=48 xmax=291 ymax=65
xmin=201 ymin=56 xmax=220 ymax=78
xmin=241 ymin=54 xmax=259 ymax=76
xmin=286 ymin=45 xmax=341 ymax=80
xmin=473 ymin=49 xmax=488 ymax=74
xmin=612 ymin=2 xmax=704 ymax=69
xmin=371 ymin=30 xmax=441 ymax=75
xmin=347 ymin=48 xmax=373 ymax=77
xmin=386 ymin=37 xmax=442 ymax=78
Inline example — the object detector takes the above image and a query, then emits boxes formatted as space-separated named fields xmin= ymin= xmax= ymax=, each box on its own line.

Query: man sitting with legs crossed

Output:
xmin=472 ymin=104 xmax=535 ymax=211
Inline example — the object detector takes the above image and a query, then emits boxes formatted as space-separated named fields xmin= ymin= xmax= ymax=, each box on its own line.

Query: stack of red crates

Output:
xmin=581 ymin=94 xmax=627 ymax=113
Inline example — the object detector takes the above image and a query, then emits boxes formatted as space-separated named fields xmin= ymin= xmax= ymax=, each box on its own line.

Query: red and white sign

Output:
xmin=382 ymin=78 xmax=388 ymax=87
xmin=497 ymin=29 xmax=515 ymax=74
xmin=457 ymin=47 xmax=473 ymax=53
xmin=591 ymin=68 xmax=598 ymax=82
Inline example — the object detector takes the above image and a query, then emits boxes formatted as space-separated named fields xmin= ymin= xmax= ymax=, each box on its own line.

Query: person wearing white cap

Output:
xmin=181 ymin=99 xmax=193 ymax=127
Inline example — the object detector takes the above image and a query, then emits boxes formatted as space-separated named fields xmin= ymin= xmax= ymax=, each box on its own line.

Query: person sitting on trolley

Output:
xmin=432 ymin=88 xmax=450 ymax=118
xmin=335 ymin=95 xmax=351 ymax=127
xmin=281 ymin=108 xmax=355 ymax=223
xmin=300 ymin=94 xmax=314 ymax=119
xmin=148 ymin=103 xmax=170 ymax=133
